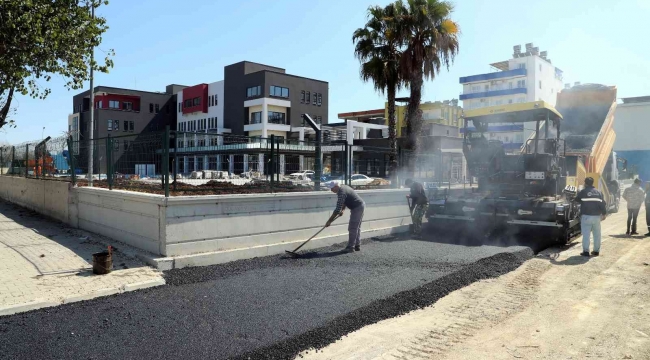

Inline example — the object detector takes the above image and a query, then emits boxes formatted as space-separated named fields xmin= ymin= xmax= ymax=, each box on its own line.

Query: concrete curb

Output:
xmin=143 ymin=225 xmax=410 ymax=270
xmin=0 ymin=301 xmax=60 ymax=317
xmin=0 ymin=278 xmax=166 ymax=318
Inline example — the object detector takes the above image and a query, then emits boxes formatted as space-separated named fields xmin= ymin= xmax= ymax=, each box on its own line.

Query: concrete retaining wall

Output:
xmin=0 ymin=176 xmax=74 ymax=226
xmin=0 ymin=176 xmax=411 ymax=268
xmin=75 ymin=188 xmax=165 ymax=255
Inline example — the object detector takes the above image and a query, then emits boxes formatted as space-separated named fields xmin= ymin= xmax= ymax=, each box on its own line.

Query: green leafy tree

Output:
xmin=398 ymin=0 xmax=459 ymax=165
xmin=0 ymin=0 xmax=114 ymax=129
xmin=353 ymin=2 xmax=404 ymax=182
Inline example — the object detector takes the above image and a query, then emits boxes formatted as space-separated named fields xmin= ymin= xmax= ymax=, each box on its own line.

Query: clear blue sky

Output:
xmin=5 ymin=0 xmax=650 ymax=144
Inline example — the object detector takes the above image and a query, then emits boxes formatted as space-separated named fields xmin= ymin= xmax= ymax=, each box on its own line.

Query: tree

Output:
xmin=0 ymin=0 xmax=114 ymax=129
xmin=352 ymin=2 xmax=404 ymax=184
xmin=398 ymin=0 xmax=459 ymax=165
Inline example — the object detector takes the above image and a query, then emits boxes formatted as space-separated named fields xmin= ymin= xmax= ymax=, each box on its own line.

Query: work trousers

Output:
xmin=581 ymin=215 xmax=602 ymax=253
xmin=627 ymin=207 xmax=640 ymax=233
xmin=412 ymin=203 xmax=429 ymax=235
xmin=347 ymin=203 xmax=365 ymax=248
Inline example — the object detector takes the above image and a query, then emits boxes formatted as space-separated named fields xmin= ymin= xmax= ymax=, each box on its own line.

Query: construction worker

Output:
xmin=405 ymin=178 xmax=429 ymax=238
xmin=575 ymin=177 xmax=608 ymax=257
xmin=325 ymin=181 xmax=365 ymax=252
xmin=622 ymin=178 xmax=645 ymax=235
xmin=645 ymin=182 xmax=650 ymax=237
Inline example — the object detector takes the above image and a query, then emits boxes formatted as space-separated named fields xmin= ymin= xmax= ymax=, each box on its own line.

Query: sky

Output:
xmin=5 ymin=0 xmax=650 ymax=144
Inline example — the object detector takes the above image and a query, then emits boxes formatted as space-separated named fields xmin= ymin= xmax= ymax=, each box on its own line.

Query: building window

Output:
xmin=270 ymin=86 xmax=289 ymax=98
xmin=149 ymin=103 xmax=154 ymax=113
xmin=109 ymin=100 xmax=120 ymax=109
xmin=123 ymin=120 xmax=128 ymax=131
xmin=178 ymin=103 xmax=182 ymax=112
xmin=246 ymin=86 xmax=261 ymax=98
xmin=539 ymin=64 xmax=542 ymax=72
xmin=177 ymin=139 xmax=184 ymax=149
xmin=122 ymin=102 xmax=133 ymax=111
xmin=97 ymin=101 xmax=102 ymax=109
xmin=517 ymin=80 xmax=526 ymax=88
xmin=508 ymin=99 xmax=513 ymax=104
xmin=539 ymin=81 xmax=542 ymax=89
xmin=215 ymin=94 xmax=218 ymax=106
xmin=129 ymin=121 xmax=134 ymax=132
xmin=306 ymin=91 xmax=310 ymax=103
xmin=209 ymin=95 xmax=213 ymax=107
xmin=268 ymin=111 xmax=286 ymax=124
xmin=113 ymin=120 xmax=119 ymax=131
xmin=184 ymin=99 xmax=192 ymax=108
xmin=518 ymin=63 xmax=526 ymax=69
xmin=484 ymin=85 xmax=489 ymax=91
xmin=107 ymin=120 xmax=113 ymax=131
xmin=301 ymin=90 xmax=305 ymax=103
xmin=316 ymin=116 xmax=322 ymax=125
xmin=198 ymin=139 xmax=205 ymax=147
xmin=317 ymin=93 xmax=322 ymax=106
xmin=114 ymin=141 xmax=119 ymax=152
xmin=155 ymin=104 xmax=160 ymax=113
xmin=250 ymin=112 xmax=262 ymax=124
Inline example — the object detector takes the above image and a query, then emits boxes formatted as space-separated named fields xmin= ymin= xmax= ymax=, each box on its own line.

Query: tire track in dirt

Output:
xmin=387 ymin=259 xmax=551 ymax=359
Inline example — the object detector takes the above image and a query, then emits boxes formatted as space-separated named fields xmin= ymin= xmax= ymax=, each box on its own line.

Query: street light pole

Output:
xmin=87 ymin=3 xmax=95 ymax=186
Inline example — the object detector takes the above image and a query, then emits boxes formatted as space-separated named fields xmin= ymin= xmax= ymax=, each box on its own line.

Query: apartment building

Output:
xmin=459 ymin=43 xmax=564 ymax=152
xmin=69 ymin=86 xmax=177 ymax=173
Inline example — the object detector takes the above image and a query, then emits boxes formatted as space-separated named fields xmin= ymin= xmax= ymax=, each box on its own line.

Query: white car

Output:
xmin=350 ymin=174 xmax=375 ymax=186
xmin=289 ymin=170 xmax=315 ymax=180
xmin=323 ymin=174 xmax=375 ymax=187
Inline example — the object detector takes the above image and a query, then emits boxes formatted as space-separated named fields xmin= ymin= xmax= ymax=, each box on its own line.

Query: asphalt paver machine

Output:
xmin=428 ymin=101 xmax=581 ymax=243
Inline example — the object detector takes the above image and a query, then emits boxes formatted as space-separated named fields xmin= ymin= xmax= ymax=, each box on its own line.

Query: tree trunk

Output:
xmin=406 ymin=69 xmax=424 ymax=174
xmin=0 ymin=87 xmax=14 ymax=129
xmin=387 ymin=84 xmax=398 ymax=187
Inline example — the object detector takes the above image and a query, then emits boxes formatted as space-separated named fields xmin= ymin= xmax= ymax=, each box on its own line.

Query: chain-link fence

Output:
xmin=3 ymin=129 xmax=409 ymax=196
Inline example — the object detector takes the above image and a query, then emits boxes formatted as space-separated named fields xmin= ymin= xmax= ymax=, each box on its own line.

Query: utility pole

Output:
xmin=87 ymin=2 xmax=95 ymax=186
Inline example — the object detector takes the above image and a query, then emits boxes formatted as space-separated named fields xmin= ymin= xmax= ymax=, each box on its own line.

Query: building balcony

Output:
xmin=459 ymin=87 xmax=527 ymax=100
xmin=459 ymin=68 xmax=527 ymax=84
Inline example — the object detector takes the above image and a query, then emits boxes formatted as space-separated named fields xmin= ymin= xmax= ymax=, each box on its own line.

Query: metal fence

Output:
xmin=3 ymin=129 xmax=463 ymax=196
xmin=0 ymin=135 xmax=72 ymax=179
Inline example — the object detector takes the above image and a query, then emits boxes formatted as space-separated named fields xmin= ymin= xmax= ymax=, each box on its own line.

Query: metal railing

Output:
xmin=2 ymin=129 xmax=411 ymax=196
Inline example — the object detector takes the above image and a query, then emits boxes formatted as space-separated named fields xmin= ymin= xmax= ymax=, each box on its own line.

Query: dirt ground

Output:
xmin=300 ymin=204 xmax=650 ymax=360
xmin=76 ymin=178 xmax=315 ymax=195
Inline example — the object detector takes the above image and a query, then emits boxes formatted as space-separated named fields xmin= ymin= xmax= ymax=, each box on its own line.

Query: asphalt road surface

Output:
xmin=0 ymin=231 xmax=536 ymax=360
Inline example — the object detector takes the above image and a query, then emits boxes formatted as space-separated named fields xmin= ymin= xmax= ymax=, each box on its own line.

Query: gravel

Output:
xmin=0 ymin=232 xmax=535 ymax=360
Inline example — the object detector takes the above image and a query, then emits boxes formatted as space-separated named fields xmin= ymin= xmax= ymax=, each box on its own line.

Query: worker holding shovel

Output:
xmin=405 ymin=178 xmax=429 ymax=239
xmin=326 ymin=181 xmax=365 ymax=253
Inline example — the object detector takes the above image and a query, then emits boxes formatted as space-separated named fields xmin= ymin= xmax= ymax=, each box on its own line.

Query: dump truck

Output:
xmin=556 ymin=83 xmax=620 ymax=213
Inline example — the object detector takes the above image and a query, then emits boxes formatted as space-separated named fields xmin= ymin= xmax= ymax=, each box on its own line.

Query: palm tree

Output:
xmin=353 ymin=3 xmax=403 ymax=184
xmin=399 ymin=0 xmax=459 ymax=163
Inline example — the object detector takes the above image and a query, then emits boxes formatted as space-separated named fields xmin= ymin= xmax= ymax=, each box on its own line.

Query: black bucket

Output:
xmin=92 ymin=251 xmax=113 ymax=275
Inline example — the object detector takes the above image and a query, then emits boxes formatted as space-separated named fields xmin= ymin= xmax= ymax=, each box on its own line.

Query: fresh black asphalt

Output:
xmin=0 ymin=231 xmax=537 ymax=360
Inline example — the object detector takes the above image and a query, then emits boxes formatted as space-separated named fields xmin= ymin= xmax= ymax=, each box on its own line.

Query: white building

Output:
xmin=613 ymin=96 xmax=650 ymax=181
xmin=459 ymin=43 xmax=564 ymax=151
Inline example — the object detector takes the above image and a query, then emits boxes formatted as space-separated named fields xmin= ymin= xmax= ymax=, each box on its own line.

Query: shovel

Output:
xmin=285 ymin=214 xmax=342 ymax=257
xmin=407 ymin=198 xmax=415 ymax=233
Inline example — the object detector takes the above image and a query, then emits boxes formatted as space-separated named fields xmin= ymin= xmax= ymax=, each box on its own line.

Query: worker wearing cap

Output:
xmin=575 ymin=177 xmax=608 ymax=257
xmin=622 ymin=178 xmax=645 ymax=235
xmin=326 ymin=181 xmax=365 ymax=252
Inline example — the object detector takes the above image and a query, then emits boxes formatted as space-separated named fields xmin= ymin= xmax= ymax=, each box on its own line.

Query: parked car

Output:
xmin=322 ymin=174 xmax=375 ymax=188
xmin=288 ymin=170 xmax=315 ymax=180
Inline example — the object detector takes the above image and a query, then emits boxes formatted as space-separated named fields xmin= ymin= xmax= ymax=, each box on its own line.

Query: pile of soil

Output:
xmin=76 ymin=178 xmax=317 ymax=196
